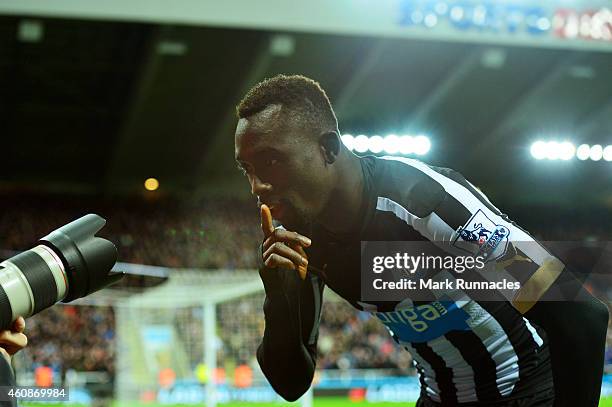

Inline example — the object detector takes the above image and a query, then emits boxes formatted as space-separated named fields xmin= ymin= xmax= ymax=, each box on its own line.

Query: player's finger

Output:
xmin=292 ymin=243 xmax=308 ymax=259
xmin=260 ymin=204 xmax=274 ymax=238
xmin=262 ymin=231 xmax=310 ymax=252
xmin=263 ymin=242 xmax=308 ymax=270
xmin=262 ymin=234 xmax=274 ymax=252
xmin=291 ymin=243 xmax=308 ymax=280
xmin=264 ymin=253 xmax=296 ymax=270
xmin=269 ymin=228 xmax=311 ymax=247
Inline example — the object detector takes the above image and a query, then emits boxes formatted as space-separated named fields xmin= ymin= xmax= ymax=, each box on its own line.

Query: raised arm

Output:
xmin=256 ymin=204 xmax=324 ymax=401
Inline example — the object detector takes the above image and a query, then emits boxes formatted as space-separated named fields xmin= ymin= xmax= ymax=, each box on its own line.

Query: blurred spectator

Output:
xmin=0 ymin=193 xmax=261 ymax=269
xmin=17 ymin=305 xmax=115 ymax=381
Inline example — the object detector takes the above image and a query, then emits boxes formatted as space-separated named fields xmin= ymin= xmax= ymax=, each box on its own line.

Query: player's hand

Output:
xmin=261 ymin=204 xmax=311 ymax=280
xmin=0 ymin=316 xmax=27 ymax=364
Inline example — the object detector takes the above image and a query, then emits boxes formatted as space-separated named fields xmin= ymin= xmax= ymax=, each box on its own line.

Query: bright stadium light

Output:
xmin=559 ymin=142 xmax=575 ymax=160
xmin=413 ymin=135 xmax=431 ymax=155
xmin=342 ymin=133 xmax=431 ymax=156
xmin=603 ymin=145 xmax=612 ymax=162
xmin=576 ymin=144 xmax=590 ymax=160
xmin=545 ymin=141 xmax=562 ymax=160
xmin=531 ymin=140 xmax=575 ymax=161
xmin=399 ymin=135 xmax=414 ymax=155
xmin=354 ymin=135 xmax=369 ymax=153
xmin=341 ymin=134 xmax=354 ymax=151
xmin=530 ymin=141 xmax=547 ymax=160
xmin=368 ymin=135 xmax=384 ymax=154
xmin=590 ymin=144 xmax=603 ymax=161
xmin=383 ymin=134 xmax=400 ymax=154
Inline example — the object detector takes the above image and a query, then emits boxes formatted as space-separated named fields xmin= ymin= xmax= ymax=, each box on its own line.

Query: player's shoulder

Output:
xmin=375 ymin=155 xmax=489 ymax=204
xmin=370 ymin=155 xmax=447 ymax=218
xmin=377 ymin=155 xmax=467 ymax=185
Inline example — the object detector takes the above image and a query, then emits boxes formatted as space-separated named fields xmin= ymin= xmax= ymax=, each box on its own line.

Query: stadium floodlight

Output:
xmin=354 ymin=135 xmax=369 ymax=153
xmin=546 ymin=141 xmax=564 ymax=160
xmin=343 ymin=133 xmax=431 ymax=156
xmin=341 ymin=134 xmax=354 ymax=151
xmin=576 ymin=144 xmax=590 ymax=161
xmin=589 ymin=144 xmax=603 ymax=161
xmin=368 ymin=135 xmax=384 ymax=154
xmin=530 ymin=141 xmax=546 ymax=160
xmin=399 ymin=135 xmax=414 ymax=155
xmin=531 ymin=140 xmax=575 ymax=161
xmin=603 ymin=145 xmax=612 ymax=162
xmin=383 ymin=134 xmax=400 ymax=154
xmin=559 ymin=142 xmax=575 ymax=161
xmin=413 ymin=135 xmax=431 ymax=155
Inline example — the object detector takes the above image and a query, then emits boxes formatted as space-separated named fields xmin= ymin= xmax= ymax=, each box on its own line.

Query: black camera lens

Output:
xmin=0 ymin=214 xmax=123 ymax=329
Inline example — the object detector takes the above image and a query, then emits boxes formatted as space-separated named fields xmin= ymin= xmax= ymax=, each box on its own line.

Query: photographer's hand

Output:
xmin=0 ymin=317 xmax=27 ymax=364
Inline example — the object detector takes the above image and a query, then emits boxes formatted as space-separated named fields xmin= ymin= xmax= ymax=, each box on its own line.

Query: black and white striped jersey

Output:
xmin=258 ymin=155 xmax=555 ymax=404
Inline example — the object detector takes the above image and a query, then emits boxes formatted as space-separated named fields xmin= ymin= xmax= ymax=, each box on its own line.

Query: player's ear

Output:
xmin=319 ymin=131 xmax=340 ymax=164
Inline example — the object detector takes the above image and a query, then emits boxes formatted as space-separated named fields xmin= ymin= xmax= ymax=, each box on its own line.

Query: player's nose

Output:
xmin=249 ymin=174 xmax=271 ymax=196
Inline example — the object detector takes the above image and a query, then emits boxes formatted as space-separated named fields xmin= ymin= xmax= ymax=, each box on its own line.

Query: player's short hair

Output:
xmin=236 ymin=74 xmax=338 ymax=134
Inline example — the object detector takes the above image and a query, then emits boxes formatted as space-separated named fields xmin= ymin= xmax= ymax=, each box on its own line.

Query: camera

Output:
xmin=0 ymin=214 xmax=123 ymax=330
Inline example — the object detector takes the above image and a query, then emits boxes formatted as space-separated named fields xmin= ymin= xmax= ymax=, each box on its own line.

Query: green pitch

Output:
xmin=21 ymin=398 xmax=612 ymax=406
xmin=108 ymin=401 xmax=414 ymax=407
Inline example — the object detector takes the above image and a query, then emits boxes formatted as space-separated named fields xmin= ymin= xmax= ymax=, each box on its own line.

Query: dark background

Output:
xmin=0 ymin=16 xmax=610 ymax=212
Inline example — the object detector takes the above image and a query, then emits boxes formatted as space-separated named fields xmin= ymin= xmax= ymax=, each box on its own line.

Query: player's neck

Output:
xmin=317 ymin=152 xmax=364 ymax=236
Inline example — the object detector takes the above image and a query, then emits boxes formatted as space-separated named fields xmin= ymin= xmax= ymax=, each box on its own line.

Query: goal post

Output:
xmin=114 ymin=268 xmax=313 ymax=407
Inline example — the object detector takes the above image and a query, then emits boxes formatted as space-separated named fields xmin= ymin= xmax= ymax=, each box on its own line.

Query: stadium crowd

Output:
xmin=0 ymin=193 xmax=611 ymax=384
xmin=0 ymin=194 xmax=261 ymax=270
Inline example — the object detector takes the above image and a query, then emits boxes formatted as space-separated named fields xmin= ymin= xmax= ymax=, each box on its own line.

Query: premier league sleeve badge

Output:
xmin=453 ymin=210 xmax=510 ymax=262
